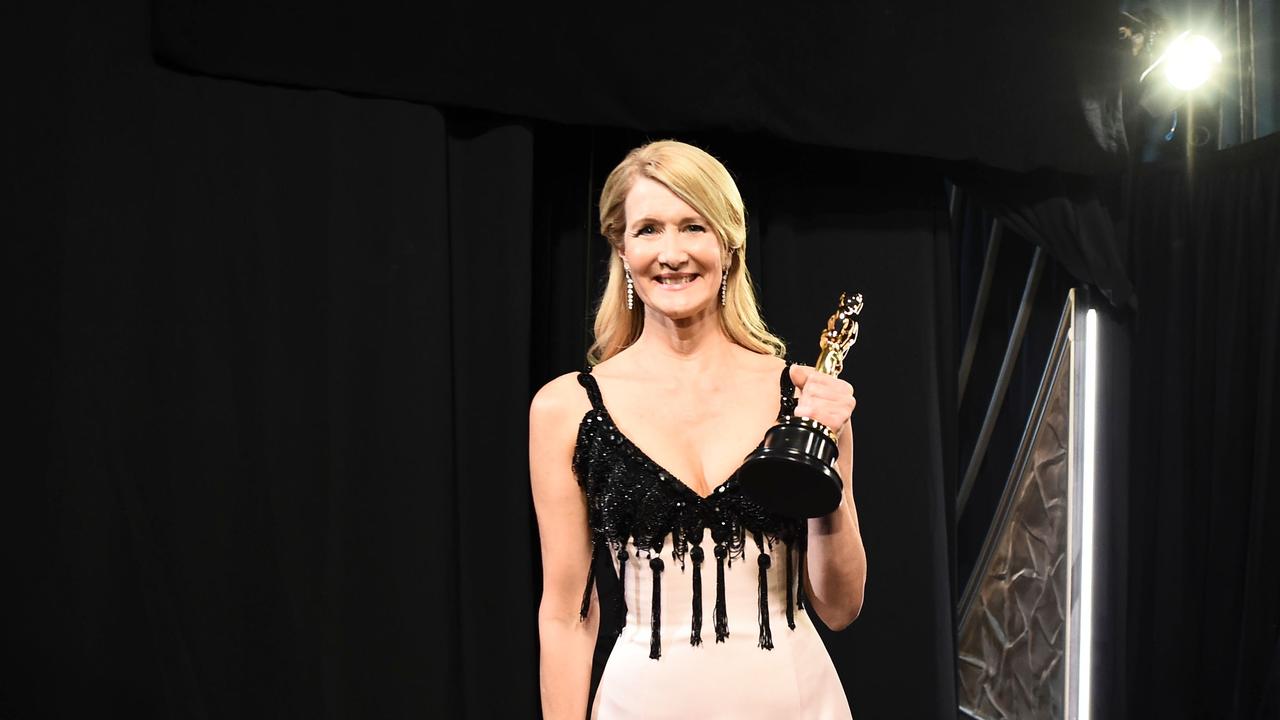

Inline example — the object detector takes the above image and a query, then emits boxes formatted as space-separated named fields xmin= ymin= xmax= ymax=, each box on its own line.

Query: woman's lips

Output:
xmin=653 ymin=274 xmax=699 ymax=290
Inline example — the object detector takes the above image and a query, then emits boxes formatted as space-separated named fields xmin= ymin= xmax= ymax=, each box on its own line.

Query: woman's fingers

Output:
xmin=791 ymin=365 xmax=856 ymax=429
xmin=789 ymin=362 xmax=815 ymax=389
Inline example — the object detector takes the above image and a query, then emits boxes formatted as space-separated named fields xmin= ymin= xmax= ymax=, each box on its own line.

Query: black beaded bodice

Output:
xmin=572 ymin=361 xmax=808 ymax=659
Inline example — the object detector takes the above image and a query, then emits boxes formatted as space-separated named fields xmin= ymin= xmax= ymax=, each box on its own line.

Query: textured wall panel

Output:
xmin=957 ymin=345 xmax=1070 ymax=719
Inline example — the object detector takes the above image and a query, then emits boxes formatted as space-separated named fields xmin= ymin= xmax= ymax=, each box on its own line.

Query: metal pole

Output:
xmin=958 ymin=219 xmax=1003 ymax=405
xmin=957 ymin=246 xmax=1047 ymax=517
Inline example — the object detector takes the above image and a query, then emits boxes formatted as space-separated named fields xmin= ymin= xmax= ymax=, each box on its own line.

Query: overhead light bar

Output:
xmin=1076 ymin=308 xmax=1100 ymax=720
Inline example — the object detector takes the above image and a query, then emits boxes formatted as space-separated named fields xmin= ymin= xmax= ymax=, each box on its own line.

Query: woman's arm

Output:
xmin=802 ymin=422 xmax=867 ymax=630
xmin=529 ymin=374 xmax=599 ymax=720
xmin=789 ymin=364 xmax=867 ymax=631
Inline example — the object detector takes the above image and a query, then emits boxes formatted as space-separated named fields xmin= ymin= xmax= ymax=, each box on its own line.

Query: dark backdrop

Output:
xmin=9 ymin=2 xmax=541 ymax=716
xmin=13 ymin=2 xmax=1280 ymax=719
xmin=8 ymin=2 xmax=958 ymax=718
xmin=149 ymin=0 xmax=1127 ymax=175
xmin=1124 ymin=133 xmax=1280 ymax=719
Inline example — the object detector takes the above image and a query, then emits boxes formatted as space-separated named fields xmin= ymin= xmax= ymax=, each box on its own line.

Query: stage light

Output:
xmin=1158 ymin=32 xmax=1222 ymax=91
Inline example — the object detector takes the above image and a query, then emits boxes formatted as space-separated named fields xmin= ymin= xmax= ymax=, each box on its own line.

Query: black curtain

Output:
xmin=8 ymin=2 xmax=539 ymax=716
xmin=1125 ymin=133 xmax=1280 ymax=718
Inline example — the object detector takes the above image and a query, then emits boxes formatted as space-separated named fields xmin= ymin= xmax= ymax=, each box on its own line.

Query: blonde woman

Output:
xmin=529 ymin=140 xmax=866 ymax=719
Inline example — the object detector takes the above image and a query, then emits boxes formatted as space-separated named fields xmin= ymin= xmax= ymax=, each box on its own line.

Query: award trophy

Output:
xmin=737 ymin=292 xmax=863 ymax=519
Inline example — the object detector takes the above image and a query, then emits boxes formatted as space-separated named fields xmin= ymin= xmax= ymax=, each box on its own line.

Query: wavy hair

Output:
xmin=587 ymin=140 xmax=786 ymax=365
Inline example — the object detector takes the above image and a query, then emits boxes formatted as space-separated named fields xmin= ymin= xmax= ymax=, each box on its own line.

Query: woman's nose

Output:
xmin=656 ymin=233 xmax=689 ymax=266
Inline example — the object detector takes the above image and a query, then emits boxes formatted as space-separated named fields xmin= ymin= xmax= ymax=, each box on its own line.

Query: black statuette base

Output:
xmin=735 ymin=416 xmax=843 ymax=519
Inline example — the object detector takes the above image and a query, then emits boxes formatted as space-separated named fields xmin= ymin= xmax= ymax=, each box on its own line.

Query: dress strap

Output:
xmin=778 ymin=361 xmax=798 ymax=419
xmin=577 ymin=371 xmax=607 ymax=413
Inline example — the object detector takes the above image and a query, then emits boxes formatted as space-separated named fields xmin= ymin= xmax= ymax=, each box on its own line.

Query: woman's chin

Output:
xmin=644 ymin=296 xmax=718 ymax=321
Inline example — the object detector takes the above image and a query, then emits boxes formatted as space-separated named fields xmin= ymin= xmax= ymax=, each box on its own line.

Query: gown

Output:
xmin=573 ymin=361 xmax=853 ymax=720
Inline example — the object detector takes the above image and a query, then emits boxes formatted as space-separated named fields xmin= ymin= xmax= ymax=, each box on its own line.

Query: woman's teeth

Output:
xmin=656 ymin=275 xmax=696 ymax=285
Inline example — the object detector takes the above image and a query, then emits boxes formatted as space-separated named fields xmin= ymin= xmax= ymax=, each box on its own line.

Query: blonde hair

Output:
xmin=587 ymin=140 xmax=786 ymax=365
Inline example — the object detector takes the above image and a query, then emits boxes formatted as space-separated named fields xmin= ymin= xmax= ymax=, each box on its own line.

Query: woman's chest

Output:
xmin=600 ymin=389 xmax=782 ymax=496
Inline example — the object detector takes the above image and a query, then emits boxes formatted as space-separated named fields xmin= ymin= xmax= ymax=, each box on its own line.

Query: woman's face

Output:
xmin=619 ymin=176 xmax=724 ymax=321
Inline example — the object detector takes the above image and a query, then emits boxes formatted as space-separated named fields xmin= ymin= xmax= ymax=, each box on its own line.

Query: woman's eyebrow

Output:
xmin=630 ymin=215 xmax=705 ymax=228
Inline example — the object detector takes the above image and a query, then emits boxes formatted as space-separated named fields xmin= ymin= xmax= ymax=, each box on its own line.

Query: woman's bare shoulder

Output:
xmin=759 ymin=349 xmax=788 ymax=372
xmin=529 ymin=372 xmax=593 ymax=478
xmin=735 ymin=345 xmax=788 ymax=379
xmin=529 ymin=370 xmax=592 ymax=425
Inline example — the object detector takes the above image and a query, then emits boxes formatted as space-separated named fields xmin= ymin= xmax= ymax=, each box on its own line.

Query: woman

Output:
xmin=529 ymin=140 xmax=866 ymax=719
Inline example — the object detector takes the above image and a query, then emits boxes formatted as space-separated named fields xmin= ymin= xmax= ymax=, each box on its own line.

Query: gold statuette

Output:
xmin=817 ymin=292 xmax=862 ymax=376
xmin=735 ymin=292 xmax=864 ymax=519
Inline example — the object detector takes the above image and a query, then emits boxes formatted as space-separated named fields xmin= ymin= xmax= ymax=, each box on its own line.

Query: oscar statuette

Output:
xmin=736 ymin=292 xmax=863 ymax=518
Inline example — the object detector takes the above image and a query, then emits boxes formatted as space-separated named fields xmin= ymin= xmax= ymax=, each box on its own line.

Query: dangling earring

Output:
xmin=720 ymin=269 xmax=728 ymax=306
xmin=625 ymin=266 xmax=635 ymax=311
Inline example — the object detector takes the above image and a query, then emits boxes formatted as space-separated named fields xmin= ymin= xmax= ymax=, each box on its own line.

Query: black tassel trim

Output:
xmin=690 ymin=545 xmax=704 ymax=646
xmin=785 ymin=543 xmax=796 ymax=630
xmin=649 ymin=557 xmax=664 ymax=659
xmin=617 ymin=547 xmax=630 ymax=630
xmin=757 ymin=553 xmax=774 ymax=649
xmin=714 ymin=542 xmax=729 ymax=642
xmin=797 ymin=534 xmax=808 ymax=611
xmin=579 ymin=544 xmax=597 ymax=621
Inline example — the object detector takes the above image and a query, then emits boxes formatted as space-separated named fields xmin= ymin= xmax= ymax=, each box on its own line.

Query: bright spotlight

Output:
xmin=1163 ymin=33 xmax=1222 ymax=90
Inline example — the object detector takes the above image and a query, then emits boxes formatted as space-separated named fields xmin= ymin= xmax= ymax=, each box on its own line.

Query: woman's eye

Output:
xmin=634 ymin=225 xmax=656 ymax=236
xmin=686 ymin=224 xmax=706 ymax=233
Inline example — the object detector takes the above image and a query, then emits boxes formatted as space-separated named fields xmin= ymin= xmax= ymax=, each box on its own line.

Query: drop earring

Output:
xmin=720 ymin=269 xmax=728 ymax=306
xmin=625 ymin=266 xmax=635 ymax=310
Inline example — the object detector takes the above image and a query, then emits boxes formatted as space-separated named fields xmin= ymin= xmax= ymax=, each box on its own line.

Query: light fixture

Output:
xmin=1076 ymin=307 xmax=1099 ymax=720
xmin=1163 ymin=33 xmax=1222 ymax=90
xmin=1140 ymin=30 xmax=1223 ymax=91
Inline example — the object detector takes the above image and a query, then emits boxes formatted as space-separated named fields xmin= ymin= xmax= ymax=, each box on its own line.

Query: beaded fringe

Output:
xmin=594 ymin=535 xmax=805 ymax=659
xmin=713 ymin=542 xmax=729 ymax=642
xmin=690 ymin=545 xmax=704 ymax=646
xmin=617 ymin=547 xmax=630 ymax=631
xmin=578 ymin=544 xmax=597 ymax=621
xmin=757 ymin=552 xmax=774 ymax=649
xmin=649 ymin=557 xmax=664 ymax=659
xmin=785 ymin=541 xmax=796 ymax=630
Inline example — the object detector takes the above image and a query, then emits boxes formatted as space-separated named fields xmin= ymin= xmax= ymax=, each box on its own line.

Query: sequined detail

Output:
xmin=572 ymin=361 xmax=806 ymax=657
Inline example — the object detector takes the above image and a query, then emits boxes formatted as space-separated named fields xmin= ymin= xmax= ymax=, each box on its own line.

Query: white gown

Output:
xmin=591 ymin=532 xmax=853 ymax=719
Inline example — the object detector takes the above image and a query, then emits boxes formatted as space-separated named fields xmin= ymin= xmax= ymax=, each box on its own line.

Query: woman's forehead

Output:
xmin=624 ymin=177 xmax=701 ymax=223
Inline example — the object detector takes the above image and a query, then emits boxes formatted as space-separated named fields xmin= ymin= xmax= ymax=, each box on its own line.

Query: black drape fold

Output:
xmin=1126 ymin=132 xmax=1280 ymax=719
xmin=953 ymin=167 xmax=1137 ymax=311
xmin=444 ymin=122 xmax=538 ymax=717
xmin=1260 ymin=637 xmax=1280 ymax=719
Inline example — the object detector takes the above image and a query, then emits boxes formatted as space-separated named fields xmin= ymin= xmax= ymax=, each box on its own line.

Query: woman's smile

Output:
xmin=654 ymin=273 xmax=700 ymax=289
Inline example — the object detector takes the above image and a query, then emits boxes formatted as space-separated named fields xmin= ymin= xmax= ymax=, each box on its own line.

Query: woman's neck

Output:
xmin=629 ymin=308 xmax=737 ymax=371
